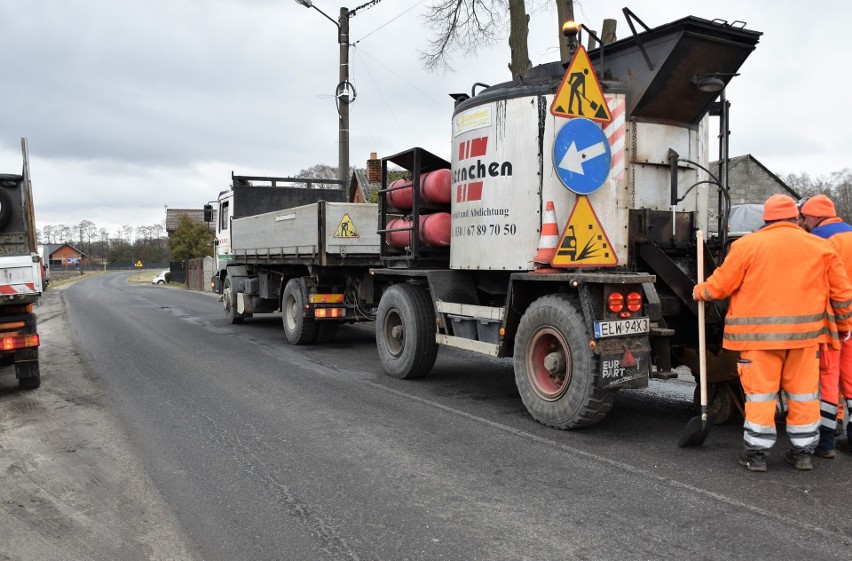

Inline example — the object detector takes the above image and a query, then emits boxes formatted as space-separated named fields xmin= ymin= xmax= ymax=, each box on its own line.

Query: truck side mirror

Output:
xmin=203 ymin=204 xmax=213 ymax=222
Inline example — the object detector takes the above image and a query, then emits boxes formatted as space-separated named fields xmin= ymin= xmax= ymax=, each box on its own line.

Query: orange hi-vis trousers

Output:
xmin=739 ymin=347 xmax=820 ymax=452
xmin=819 ymin=337 xmax=852 ymax=438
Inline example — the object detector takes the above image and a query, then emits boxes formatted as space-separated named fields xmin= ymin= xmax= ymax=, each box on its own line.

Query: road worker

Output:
xmin=693 ymin=194 xmax=852 ymax=472
xmin=799 ymin=194 xmax=852 ymax=458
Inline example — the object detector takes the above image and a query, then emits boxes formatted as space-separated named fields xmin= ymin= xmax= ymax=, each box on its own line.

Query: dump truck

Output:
xmin=213 ymin=10 xmax=761 ymax=429
xmin=0 ymin=138 xmax=43 ymax=389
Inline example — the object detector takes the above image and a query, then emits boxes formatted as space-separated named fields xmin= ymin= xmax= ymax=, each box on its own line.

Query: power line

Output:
xmin=349 ymin=0 xmax=383 ymax=18
xmin=353 ymin=2 xmax=423 ymax=45
xmin=354 ymin=46 xmax=448 ymax=109
xmin=352 ymin=47 xmax=412 ymax=147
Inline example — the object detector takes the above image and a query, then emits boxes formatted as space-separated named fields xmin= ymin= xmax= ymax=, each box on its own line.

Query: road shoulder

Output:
xmin=0 ymin=281 xmax=201 ymax=561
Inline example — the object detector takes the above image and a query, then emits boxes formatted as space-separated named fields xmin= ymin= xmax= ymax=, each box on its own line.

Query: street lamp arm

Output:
xmin=294 ymin=0 xmax=339 ymax=28
xmin=295 ymin=0 xmax=351 ymax=185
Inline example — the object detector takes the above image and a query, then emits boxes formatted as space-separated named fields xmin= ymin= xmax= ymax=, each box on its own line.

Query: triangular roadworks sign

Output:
xmin=551 ymin=195 xmax=618 ymax=267
xmin=333 ymin=213 xmax=359 ymax=238
xmin=550 ymin=46 xmax=612 ymax=124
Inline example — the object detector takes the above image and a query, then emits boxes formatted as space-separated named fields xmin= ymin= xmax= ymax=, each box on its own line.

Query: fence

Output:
xmin=185 ymin=256 xmax=214 ymax=292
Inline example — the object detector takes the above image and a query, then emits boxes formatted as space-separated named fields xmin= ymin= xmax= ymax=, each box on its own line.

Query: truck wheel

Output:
xmin=514 ymin=294 xmax=614 ymax=429
xmin=315 ymin=322 xmax=339 ymax=344
xmin=223 ymin=278 xmax=243 ymax=324
xmin=282 ymin=279 xmax=318 ymax=344
xmin=694 ymin=381 xmax=742 ymax=425
xmin=16 ymin=362 xmax=40 ymax=390
xmin=376 ymin=283 xmax=437 ymax=379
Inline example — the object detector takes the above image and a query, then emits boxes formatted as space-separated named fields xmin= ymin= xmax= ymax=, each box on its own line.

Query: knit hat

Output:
xmin=762 ymin=194 xmax=798 ymax=221
xmin=800 ymin=194 xmax=836 ymax=218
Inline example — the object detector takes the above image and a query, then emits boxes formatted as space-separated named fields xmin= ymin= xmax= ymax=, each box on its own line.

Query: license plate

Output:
xmin=594 ymin=317 xmax=650 ymax=338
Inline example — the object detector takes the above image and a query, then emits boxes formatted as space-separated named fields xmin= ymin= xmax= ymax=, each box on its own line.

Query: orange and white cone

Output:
xmin=533 ymin=201 xmax=560 ymax=271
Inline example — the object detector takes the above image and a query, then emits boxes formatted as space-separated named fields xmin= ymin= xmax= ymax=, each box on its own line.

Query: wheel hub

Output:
xmin=527 ymin=328 xmax=572 ymax=401
xmin=384 ymin=309 xmax=404 ymax=358
xmin=543 ymin=351 xmax=565 ymax=373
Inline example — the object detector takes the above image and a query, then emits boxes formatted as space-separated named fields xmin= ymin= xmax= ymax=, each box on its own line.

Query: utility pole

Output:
xmin=338 ymin=7 xmax=350 ymax=187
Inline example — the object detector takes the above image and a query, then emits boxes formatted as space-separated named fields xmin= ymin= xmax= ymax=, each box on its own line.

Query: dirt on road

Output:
xmin=0 ymin=281 xmax=201 ymax=561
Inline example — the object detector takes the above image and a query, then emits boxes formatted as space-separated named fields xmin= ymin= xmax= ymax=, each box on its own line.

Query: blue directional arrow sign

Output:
xmin=553 ymin=118 xmax=612 ymax=195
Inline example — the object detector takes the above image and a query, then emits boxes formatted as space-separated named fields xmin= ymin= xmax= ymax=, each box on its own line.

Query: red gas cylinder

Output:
xmin=386 ymin=169 xmax=452 ymax=210
xmin=386 ymin=212 xmax=452 ymax=249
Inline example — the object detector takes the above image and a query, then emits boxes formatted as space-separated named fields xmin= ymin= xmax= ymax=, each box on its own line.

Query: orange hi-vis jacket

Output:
xmin=813 ymin=217 xmax=852 ymax=280
xmin=694 ymin=221 xmax=852 ymax=351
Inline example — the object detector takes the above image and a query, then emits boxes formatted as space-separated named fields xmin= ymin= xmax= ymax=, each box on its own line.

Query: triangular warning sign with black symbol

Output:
xmin=550 ymin=46 xmax=612 ymax=123
xmin=333 ymin=213 xmax=359 ymax=238
xmin=551 ymin=195 xmax=618 ymax=267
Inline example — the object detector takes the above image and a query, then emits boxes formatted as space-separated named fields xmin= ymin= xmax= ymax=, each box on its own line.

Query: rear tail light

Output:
xmin=314 ymin=307 xmax=345 ymax=319
xmin=2 ymin=334 xmax=39 ymax=350
xmin=626 ymin=292 xmax=642 ymax=312
xmin=607 ymin=292 xmax=624 ymax=313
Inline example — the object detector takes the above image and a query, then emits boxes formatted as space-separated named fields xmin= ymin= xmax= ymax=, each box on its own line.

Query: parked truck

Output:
xmin=211 ymin=11 xmax=761 ymax=429
xmin=0 ymin=138 xmax=43 ymax=389
xmin=208 ymin=174 xmax=383 ymax=343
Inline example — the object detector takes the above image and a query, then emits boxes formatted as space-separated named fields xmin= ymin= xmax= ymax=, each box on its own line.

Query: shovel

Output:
xmin=678 ymin=229 xmax=714 ymax=447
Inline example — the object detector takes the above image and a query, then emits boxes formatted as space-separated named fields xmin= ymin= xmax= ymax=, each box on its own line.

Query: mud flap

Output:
xmin=236 ymin=292 xmax=254 ymax=315
xmin=595 ymin=337 xmax=651 ymax=390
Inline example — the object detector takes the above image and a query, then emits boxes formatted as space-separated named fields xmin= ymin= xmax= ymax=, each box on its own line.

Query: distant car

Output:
xmin=152 ymin=269 xmax=169 ymax=285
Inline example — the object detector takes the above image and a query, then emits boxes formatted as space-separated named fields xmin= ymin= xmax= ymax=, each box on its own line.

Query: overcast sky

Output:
xmin=1 ymin=0 xmax=849 ymax=238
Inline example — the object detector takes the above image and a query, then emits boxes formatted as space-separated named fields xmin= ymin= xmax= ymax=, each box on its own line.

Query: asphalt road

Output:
xmin=3 ymin=272 xmax=852 ymax=560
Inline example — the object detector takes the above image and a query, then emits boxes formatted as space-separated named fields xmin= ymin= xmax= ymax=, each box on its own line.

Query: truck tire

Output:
xmin=282 ymin=278 xmax=318 ymax=344
xmin=315 ymin=322 xmax=339 ymax=344
xmin=694 ymin=381 xmax=741 ymax=425
xmin=16 ymin=362 xmax=40 ymax=390
xmin=514 ymin=294 xmax=614 ymax=429
xmin=376 ymin=283 xmax=437 ymax=379
xmin=223 ymin=277 xmax=244 ymax=324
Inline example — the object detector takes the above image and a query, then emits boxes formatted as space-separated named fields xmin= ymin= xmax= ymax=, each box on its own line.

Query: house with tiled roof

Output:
xmin=707 ymin=154 xmax=800 ymax=234
xmin=43 ymin=243 xmax=88 ymax=270
xmin=166 ymin=208 xmax=215 ymax=235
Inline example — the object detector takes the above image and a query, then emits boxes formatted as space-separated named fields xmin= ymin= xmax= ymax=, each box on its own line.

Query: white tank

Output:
xmin=450 ymin=81 xmax=708 ymax=271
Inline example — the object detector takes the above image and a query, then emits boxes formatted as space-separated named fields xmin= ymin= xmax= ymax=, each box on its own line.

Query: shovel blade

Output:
xmin=678 ymin=414 xmax=713 ymax=448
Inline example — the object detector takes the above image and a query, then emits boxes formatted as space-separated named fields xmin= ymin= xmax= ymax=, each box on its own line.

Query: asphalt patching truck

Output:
xmin=211 ymin=11 xmax=762 ymax=430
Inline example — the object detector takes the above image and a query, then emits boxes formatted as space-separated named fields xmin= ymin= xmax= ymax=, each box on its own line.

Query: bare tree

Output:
xmin=78 ymin=220 xmax=97 ymax=260
xmin=297 ymin=164 xmax=339 ymax=180
xmin=422 ymin=1 xmax=573 ymax=77
xmin=507 ymin=0 xmax=531 ymax=78
xmin=57 ymin=224 xmax=72 ymax=244
xmin=152 ymin=224 xmax=166 ymax=252
xmin=120 ymin=225 xmax=134 ymax=244
xmin=782 ymin=168 xmax=852 ymax=222
xmin=555 ymin=0 xmax=575 ymax=61
xmin=421 ymin=0 xmax=506 ymax=72
xmin=829 ymin=168 xmax=852 ymax=221
xmin=42 ymin=225 xmax=55 ymax=244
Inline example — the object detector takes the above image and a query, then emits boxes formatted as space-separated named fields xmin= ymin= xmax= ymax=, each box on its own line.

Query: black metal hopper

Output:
xmin=590 ymin=14 xmax=762 ymax=126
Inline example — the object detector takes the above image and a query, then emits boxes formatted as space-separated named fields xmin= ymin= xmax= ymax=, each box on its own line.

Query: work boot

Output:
xmin=815 ymin=426 xmax=836 ymax=459
xmin=784 ymin=449 xmax=814 ymax=470
xmin=738 ymin=450 xmax=768 ymax=472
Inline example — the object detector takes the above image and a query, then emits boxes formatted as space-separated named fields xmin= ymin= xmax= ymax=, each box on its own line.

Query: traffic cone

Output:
xmin=533 ymin=201 xmax=560 ymax=273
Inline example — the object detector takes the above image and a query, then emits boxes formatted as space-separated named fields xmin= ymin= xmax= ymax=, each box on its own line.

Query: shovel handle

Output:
xmin=697 ymin=230 xmax=708 ymax=417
